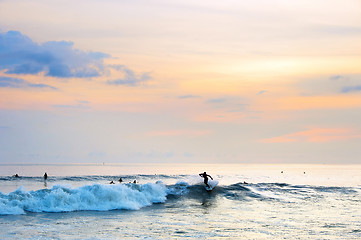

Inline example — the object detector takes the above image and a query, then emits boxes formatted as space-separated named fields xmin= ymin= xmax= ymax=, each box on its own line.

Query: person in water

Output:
xmin=199 ymin=172 xmax=213 ymax=188
xmin=44 ymin=172 xmax=48 ymax=180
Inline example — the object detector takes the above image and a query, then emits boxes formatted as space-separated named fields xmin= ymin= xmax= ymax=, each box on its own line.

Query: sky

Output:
xmin=0 ymin=0 xmax=361 ymax=164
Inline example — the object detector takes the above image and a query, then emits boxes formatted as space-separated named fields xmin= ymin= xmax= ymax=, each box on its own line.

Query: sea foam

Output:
xmin=0 ymin=182 xmax=167 ymax=215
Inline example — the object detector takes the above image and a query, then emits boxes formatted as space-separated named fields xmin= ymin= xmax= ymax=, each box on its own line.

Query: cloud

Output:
xmin=256 ymin=90 xmax=267 ymax=95
xmin=52 ymin=100 xmax=90 ymax=109
xmin=260 ymin=128 xmax=361 ymax=143
xmin=0 ymin=76 xmax=57 ymax=90
xmin=293 ymin=74 xmax=361 ymax=96
xmin=1 ymin=31 xmax=151 ymax=87
xmin=227 ymin=104 xmax=249 ymax=112
xmin=206 ymin=98 xmax=228 ymax=103
xmin=341 ymin=85 xmax=361 ymax=93
xmin=329 ymin=75 xmax=344 ymax=81
xmin=178 ymin=95 xmax=202 ymax=99
xmin=0 ymin=31 xmax=109 ymax=78
xmin=107 ymin=65 xmax=150 ymax=86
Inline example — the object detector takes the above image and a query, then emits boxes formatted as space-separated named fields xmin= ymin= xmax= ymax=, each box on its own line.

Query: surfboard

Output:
xmin=205 ymin=180 xmax=219 ymax=191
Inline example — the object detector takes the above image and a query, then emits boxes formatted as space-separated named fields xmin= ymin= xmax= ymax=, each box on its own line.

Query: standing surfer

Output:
xmin=199 ymin=172 xmax=213 ymax=188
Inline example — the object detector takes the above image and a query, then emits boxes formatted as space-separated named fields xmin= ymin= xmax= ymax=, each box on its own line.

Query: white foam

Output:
xmin=0 ymin=182 xmax=167 ymax=215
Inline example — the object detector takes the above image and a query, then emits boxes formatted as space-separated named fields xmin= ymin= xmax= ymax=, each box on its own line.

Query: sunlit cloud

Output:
xmin=260 ymin=128 xmax=361 ymax=143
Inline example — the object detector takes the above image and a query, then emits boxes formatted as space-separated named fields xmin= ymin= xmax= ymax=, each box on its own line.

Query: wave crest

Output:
xmin=0 ymin=182 xmax=167 ymax=215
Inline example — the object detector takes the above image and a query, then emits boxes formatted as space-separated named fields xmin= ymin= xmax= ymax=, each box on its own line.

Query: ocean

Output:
xmin=0 ymin=163 xmax=360 ymax=239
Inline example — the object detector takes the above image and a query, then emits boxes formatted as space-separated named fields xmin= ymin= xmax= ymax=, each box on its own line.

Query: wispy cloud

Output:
xmin=260 ymin=128 xmax=361 ymax=143
xmin=292 ymin=74 xmax=361 ymax=97
xmin=329 ymin=75 xmax=344 ymax=81
xmin=107 ymin=65 xmax=151 ymax=86
xmin=341 ymin=85 xmax=361 ymax=93
xmin=206 ymin=98 xmax=228 ymax=104
xmin=256 ymin=90 xmax=267 ymax=95
xmin=52 ymin=100 xmax=90 ymax=109
xmin=52 ymin=104 xmax=90 ymax=109
xmin=0 ymin=76 xmax=57 ymax=90
xmin=0 ymin=31 xmax=109 ymax=78
xmin=227 ymin=104 xmax=249 ymax=113
xmin=178 ymin=95 xmax=202 ymax=99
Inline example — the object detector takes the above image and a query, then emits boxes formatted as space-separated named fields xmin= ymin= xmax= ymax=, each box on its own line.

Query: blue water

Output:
xmin=0 ymin=164 xmax=360 ymax=239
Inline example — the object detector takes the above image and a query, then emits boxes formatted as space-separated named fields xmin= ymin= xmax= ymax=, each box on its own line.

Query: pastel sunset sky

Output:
xmin=1 ymin=0 xmax=361 ymax=164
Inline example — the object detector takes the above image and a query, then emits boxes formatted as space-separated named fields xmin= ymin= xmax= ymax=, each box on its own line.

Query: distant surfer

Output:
xmin=119 ymin=177 xmax=123 ymax=183
xmin=199 ymin=172 xmax=213 ymax=188
xmin=110 ymin=181 xmax=115 ymax=184
xmin=43 ymin=172 xmax=48 ymax=180
xmin=13 ymin=174 xmax=19 ymax=178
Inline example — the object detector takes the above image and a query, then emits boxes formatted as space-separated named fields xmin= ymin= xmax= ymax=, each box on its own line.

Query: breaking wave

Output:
xmin=1 ymin=176 xmax=359 ymax=215
xmin=0 ymin=182 xmax=167 ymax=215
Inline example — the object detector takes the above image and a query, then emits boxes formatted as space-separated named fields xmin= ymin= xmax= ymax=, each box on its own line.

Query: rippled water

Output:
xmin=0 ymin=163 xmax=360 ymax=239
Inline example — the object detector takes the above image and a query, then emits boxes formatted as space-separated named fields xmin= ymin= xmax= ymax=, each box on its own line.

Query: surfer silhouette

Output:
xmin=199 ymin=172 xmax=213 ymax=188
xmin=43 ymin=172 xmax=48 ymax=180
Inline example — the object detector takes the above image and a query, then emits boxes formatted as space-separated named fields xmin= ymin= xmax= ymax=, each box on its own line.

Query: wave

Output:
xmin=0 ymin=182 xmax=167 ymax=215
xmin=1 ymin=179 xmax=359 ymax=215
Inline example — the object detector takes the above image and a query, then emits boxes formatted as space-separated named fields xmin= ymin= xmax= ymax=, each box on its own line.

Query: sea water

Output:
xmin=0 ymin=163 xmax=360 ymax=239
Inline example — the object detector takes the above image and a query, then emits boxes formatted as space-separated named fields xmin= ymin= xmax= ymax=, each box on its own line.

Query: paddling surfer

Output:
xmin=199 ymin=172 xmax=213 ymax=188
